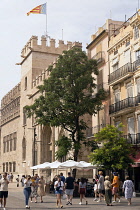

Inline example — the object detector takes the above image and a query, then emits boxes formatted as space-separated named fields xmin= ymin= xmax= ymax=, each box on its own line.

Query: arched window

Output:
xmin=22 ymin=138 xmax=26 ymax=161
xmin=25 ymin=77 xmax=27 ymax=90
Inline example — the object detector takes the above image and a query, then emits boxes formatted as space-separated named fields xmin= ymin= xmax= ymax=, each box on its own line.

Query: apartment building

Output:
xmin=108 ymin=10 xmax=140 ymax=191
xmin=86 ymin=19 xmax=123 ymax=138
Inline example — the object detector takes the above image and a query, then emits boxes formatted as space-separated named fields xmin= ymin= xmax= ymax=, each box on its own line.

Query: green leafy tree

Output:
xmin=25 ymin=47 xmax=106 ymax=161
xmin=89 ymin=124 xmax=135 ymax=171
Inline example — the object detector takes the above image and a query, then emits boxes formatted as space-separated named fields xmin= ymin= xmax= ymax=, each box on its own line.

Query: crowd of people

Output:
xmin=92 ymin=171 xmax=134 ymax=206
xmin=0 ymin=171 xmax=136 ymax=209
xmin=46 ymin=171 xmax=135 ymax=207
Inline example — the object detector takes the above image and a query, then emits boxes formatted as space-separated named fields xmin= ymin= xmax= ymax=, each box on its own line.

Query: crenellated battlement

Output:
xmin=1 ymin=83 xmax=21 ymax=108
xmin=21 ymin=36 xmax=82 ymax=60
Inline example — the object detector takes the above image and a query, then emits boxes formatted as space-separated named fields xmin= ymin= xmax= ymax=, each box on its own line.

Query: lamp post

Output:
xmin=28 ymin=127 xmax=37 ymax=176
xmin=33 ymin=127 xmax=37 ymax=176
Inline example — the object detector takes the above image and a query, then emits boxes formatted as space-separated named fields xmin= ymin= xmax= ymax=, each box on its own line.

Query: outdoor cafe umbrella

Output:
xmin=77 ymin=161 xmax=98 ymax=169
xmin=58 ymin=160 xmax=80 ymax=169
xmin=46 ymin=161 xmax=62 ymax=169
xmin=30 ymin=165 xmax=40 ymax=170
xmin=30 ymin=162 xmax=50 ymax=170
xmin=37 ymin=162 xmax=50 ymax=169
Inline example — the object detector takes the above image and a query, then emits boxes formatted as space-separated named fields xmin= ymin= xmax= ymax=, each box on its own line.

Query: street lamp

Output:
xmin=28 ymin=127 xmax=37 ymax=176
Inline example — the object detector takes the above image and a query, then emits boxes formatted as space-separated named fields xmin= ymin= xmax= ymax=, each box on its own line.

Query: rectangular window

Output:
xmin=126 ymin=83 xmax=133 ymax=97
xmin=6 ymin=162 xmax=8 ymax=172
xmin=9 ymin=162 xmax=12 ymax=172
xmin=135 ymin=50 xmax=140 ymax=60
xmin=23 ymin=107 xmax=27 ymax=125
xmin=13 ymin=162 xmax=16 ymax=172
xmin=25 ymin=77 xmax=27 ymax=90
xmin=137 ymin=78 xmax=140 ymax=95
xmin=128 ymin=117 xmax=135 ymax=136
xmin=134 ymin=26 xmax=139 ymax=40
xmin=113 ymin=63 xmax=119 ymax=72
xmin=126 ymin=41 xmax=130 ymax=47
xmin=114 ymin=50 xmax=118 ymax=55
xmin=3 ymin=163 xmax=5 ymax=173
xmin=128 ymin=117 xmax=135 ymax=143
xmin=138 ymin=115 xmax=140 ymax=134
xmin=13 ymin=132 xmax=17 ymax=151
xmin=114 ymin=89 xmax=120 ymax=103
xmin=3 ymin=137 xmax=6 ymax=153
xmin=7 ymin=136 xmax=9 ymax=152
xmin=10 ymin=134 xmax=13 ymax=151
xmin=124 ymin=49 xmax=130 ymax=63
xmin=115 ymin=121 xmax=122 ymax=131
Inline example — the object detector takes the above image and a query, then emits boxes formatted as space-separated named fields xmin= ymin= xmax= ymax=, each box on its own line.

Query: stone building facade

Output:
xmin=0 ymin=36 xmax=91 ymax=179
xmin=108 ymin=10 xmax=140 ymax=191
xmin=86 ymin=19 xmax=124 ymax=138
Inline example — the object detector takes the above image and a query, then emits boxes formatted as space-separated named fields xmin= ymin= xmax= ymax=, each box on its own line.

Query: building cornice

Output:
xmin=108 ymin=31 xmax=133 ymax=54
xmin=86 ymin=30 xmax=108 ymax=49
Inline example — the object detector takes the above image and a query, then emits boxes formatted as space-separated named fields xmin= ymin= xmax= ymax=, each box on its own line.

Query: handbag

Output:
xmin=133 ymin=191 xmax=136 ymax=197
xmin=56 ymin=186 xmax=61 ymax=191
xmin=56 ymin=181 xmax=61 ymax=191
xmin=62 ymin=193 xmax=67 ymax=200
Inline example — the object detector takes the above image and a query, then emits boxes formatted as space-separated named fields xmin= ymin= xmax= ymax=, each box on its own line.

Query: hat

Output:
xmin=113 ymin=172 xmax=118 ymax=176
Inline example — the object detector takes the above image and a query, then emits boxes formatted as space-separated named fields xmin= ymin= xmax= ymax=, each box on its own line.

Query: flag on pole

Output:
xmin=27 ymin=3 xmax=46 ymax=16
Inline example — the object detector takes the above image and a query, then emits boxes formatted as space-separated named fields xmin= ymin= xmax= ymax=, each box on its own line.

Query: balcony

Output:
xmin=86 ymin=124 xmax=106 ymax=138
xmin=109 ymin=95 xmax=140 ymax=115
xmin=108 ymin=59 xmax=140 ymax=86
xmin=123 ymin=133 xmax=140 ymax=145
xmin=108 ymin=63 xmax=133 ymax=85
xmin=92 ymin=51 xmax=105 ymax=66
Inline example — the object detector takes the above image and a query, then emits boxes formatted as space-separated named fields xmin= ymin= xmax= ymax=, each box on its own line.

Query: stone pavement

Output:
xmin=4 ymin=182 xmax=140 ymax=210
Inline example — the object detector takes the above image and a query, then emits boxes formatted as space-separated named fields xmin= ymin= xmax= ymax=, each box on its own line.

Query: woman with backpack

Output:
xmin=54 ymin=175 xmax=64 ymax=208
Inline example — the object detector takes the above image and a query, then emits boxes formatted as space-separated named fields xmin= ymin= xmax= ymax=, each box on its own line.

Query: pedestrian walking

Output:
xmin=16 ymin=175 xmax=20 ymax=187
xmin=10 ymin=173 xmax=13 ymax=182
xmin=112 ymin=172 xmax=120 ymax=203
xmin=104 ymin=176 xmax=113 ymax=206
xmin=21 ymin=175 xmax=25 ymax=187
xmin=65 ymin=172 xmax=75 ymax=205
xmin=0 ymin=172 xmax=9 ymax=210
xmin=93 ymin=175 xmax=99 ymax=201
xmin=122 ymin=176 xmax=134 ymax=206
xmin=60 ymin=173 xmax=65 ymax=183
xmin=37 ymin=176 xmax=46 ymax=203
xmin=54 ymin=175 xmax=64 ymax=208
xmin=79 ymin=177 xmax=88 ymax=205
xmin=7 ymin=174 xmax=11 ymax=182
xmin=23 ymin=175 xmax=32 ymax=209
xmin=97 ymin=171 xmax=104 ymax=202
xmin=30 ymin=176 xmax=38 ymax=203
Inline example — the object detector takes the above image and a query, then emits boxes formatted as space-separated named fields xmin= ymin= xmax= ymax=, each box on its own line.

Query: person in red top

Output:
xmin=112 ymin=172 xmax=120 ymax=203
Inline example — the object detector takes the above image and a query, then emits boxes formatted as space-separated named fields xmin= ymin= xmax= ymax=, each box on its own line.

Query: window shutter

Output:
xmin=137 ymin=78 xmax=140 ymax=94
xmin=128 ymin=117 xmax=135 ymax=134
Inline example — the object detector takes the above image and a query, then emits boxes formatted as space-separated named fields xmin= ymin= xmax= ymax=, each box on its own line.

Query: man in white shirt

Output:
xmin=0 ymin=173 xmax=9 ymax=210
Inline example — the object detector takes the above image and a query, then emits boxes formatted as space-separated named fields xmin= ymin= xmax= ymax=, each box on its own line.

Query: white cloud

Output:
xmin=0 ymin=0 xmax=138 ymax=100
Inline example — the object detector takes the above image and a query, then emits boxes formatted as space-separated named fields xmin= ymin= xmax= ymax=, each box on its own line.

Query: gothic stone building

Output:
xmin=0 ymin=36 xmax=92 ymax=179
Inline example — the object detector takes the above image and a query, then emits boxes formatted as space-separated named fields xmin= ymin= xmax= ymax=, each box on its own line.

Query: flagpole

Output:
xmin=46 ymin=2 xmax=48 ymax=39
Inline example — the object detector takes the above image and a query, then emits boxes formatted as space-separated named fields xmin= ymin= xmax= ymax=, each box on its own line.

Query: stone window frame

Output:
xmin=134 ymin=26 xmax=139 ymax=40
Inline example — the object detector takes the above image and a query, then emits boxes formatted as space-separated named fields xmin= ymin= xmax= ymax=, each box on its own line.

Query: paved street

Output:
xmin=5 ymin=183 xmax=140 ymax=210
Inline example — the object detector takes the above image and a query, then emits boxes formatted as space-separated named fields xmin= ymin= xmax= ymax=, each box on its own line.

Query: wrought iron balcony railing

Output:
xmin=108 ymin=63 xmax=132 ymax=84
xmin=86 ymin=124 xmax=106 ymax=138
xmin=92 ymin=51 xmax=105 ymax=65
xmin=123 ymin=133 xmax=140 ymax=145
xmin=108 ymin=58 xmax=140 ymax=84
xmin=109 ymin=95 xmax=140 ymax=114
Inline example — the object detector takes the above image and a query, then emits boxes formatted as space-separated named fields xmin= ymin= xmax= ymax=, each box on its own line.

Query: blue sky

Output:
xmin=0 ymin=0 xmax=139 ymax=101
